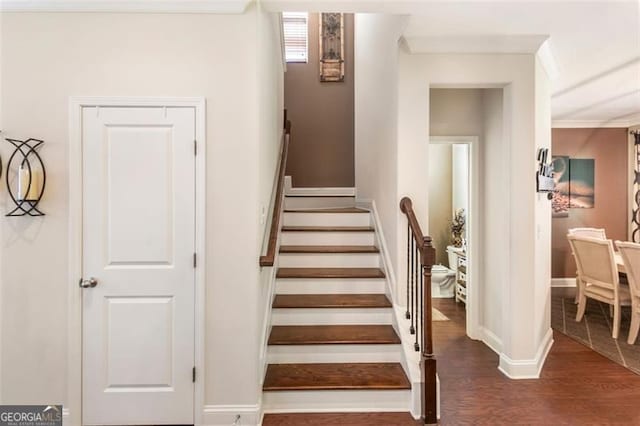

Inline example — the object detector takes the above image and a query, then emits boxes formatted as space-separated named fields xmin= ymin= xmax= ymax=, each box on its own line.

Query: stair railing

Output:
xmin=260 ymin=112 xmax=291 ymax=267
xmin=399 ymin=197 xmax=437 ymax=425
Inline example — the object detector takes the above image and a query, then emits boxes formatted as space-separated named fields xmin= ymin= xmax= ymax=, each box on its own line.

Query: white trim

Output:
xmin=363 ymin=200 xmax=398 ymax=304
xmin=429 ymin=136 xmax=481 ymax=341
xmin=201 ymin=404 xmax=261 ymax=426
xmin=0 ymin=0 xmax=251 ymax=13
xmin=551 ymin=278 xmax=577 ymax=288
xmin=278 ymin=13 xmax=287 ymax=73
xmin=67 ymin=96 xmax=206 ymax=426
xmin=552 ymin=115 xmax=640 ymax=128
xmin=285 ymin=184 xmax=356 ymax=197
xmin=479 ymin=326 xmax=503 ymax=355
xmin=498 ymin=329 xmax=554 ymax=379
xmin=259 ymin=267 xmax=278 ymax=386
xmin=536 ymin=39 xmax=559 ymax=82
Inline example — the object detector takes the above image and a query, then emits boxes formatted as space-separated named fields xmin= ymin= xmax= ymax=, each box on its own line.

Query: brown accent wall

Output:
xmin=284 ymin=13 xmax=354 ymax=187
xmin=552 ymin=128 xmax=629 ymax=278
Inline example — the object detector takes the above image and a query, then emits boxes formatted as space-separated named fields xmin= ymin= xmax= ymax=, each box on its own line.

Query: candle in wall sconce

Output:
xmin=16 ymin=163 xmax=43 ymax=202
xmin=5 ymin=137 xmax=46 ymax=216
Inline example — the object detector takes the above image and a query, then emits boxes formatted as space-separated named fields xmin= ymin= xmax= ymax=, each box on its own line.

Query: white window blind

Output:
xmin=282 ymin=12 xmax=308 ymax=63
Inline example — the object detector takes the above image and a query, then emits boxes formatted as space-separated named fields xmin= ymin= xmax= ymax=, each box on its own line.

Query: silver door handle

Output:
xmin=79 ymin=277 xmax=98 ymax=288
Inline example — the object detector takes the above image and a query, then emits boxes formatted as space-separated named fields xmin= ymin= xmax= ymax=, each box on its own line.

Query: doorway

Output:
xmin=68 ymin=98 xmax=206 ymax=426
xmin=429 ymin=136 xmax=480 ymax=339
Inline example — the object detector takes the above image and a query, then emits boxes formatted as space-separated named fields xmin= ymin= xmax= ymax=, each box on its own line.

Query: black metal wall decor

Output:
xmin=536 ymin=148 xmax=554 ymax=200
xmin=5 ymin=138 xmax=46 ymax=217
xmin=631 ymin=130 xmax=640 ymax=242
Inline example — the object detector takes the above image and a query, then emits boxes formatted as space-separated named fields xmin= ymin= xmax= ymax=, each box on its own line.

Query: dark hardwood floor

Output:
xmin=264 ymin=298 xmax=640 ymax=425
xmin=433 ymin=297 xmax=640 ymax=425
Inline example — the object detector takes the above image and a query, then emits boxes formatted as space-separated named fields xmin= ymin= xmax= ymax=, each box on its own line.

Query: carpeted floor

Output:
xmin=551 ymin=293 xmax=640 ymax=375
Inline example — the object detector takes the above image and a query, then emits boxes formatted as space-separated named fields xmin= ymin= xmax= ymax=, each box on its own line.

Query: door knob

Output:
xmin=79 ymin=277 xmax=98 ymax=288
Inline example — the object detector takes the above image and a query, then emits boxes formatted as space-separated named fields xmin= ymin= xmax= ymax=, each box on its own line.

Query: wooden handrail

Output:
xmin=399 ymin=196 xmax=437 ymax=425
xmin=259 ymin=119 xmax=291 ymax=267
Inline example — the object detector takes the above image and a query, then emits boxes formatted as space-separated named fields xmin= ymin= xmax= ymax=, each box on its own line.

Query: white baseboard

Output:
xmin=498 ymin=328 xmax=554 ymax=379
xmin=202 ymin=404 xmax=261 ymax=426
xmin=551 ymin=278 xmax=576 ymax=288
xmin=284 ymin=176 xmax=356 ymax=197
xmin=479 ymin=326 xmax=503 ymax=355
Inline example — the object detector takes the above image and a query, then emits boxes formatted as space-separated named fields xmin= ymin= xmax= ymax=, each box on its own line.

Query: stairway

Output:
xmin=262 ymin=195 xmax=413 ymax=417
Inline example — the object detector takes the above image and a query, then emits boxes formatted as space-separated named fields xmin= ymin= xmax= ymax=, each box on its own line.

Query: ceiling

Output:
xmin=401 ymin=1 xmax=640 ymax=125
xmin=267 ymin=0 xmax=639 ymax=125
xmin=6 ymin=0 xmax=638 ymax=124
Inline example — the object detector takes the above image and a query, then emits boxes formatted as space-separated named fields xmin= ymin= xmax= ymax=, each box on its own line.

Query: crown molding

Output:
xmin=402 ymin=34 xmax=548 ymax=55
xmin=553 ymin=113 xmax=640 ymax=128
xmin=0 ymin=0 xmax=252 ymax=14
xmin=536 ymin=39 xmax=559 ymax=81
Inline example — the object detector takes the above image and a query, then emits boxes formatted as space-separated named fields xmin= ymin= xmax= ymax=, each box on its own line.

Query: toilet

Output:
xmin=431 ymin=246 xmax=461 ymax=298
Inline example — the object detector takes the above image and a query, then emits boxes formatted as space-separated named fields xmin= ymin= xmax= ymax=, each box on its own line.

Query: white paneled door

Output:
xmin=82 ymin=106 xmax=196 ymax=425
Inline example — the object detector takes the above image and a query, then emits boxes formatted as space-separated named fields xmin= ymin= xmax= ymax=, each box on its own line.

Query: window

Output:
xmin=282 ymin=12 xmax=308 ymax=63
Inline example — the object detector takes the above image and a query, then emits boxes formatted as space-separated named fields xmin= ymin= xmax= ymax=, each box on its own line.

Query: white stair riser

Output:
xmin=283 ymin=212 xmax=371 ymax=227
xmin=267 ymin=344 xmax=402 ymax=364
xmin=271 ymin=308 xmax=393 ymax=325
xmin=276 ymin=279 xmax=387 ymax=295
xmin=278 ymin=253 xmax=381 ymax=268
xmin=284 ymin=197 xmax=356 ymax=209
xmin=262 ymin=389 xmax=411 ymax=412
xmin=281 ymin=232 xmax=375 ymax=246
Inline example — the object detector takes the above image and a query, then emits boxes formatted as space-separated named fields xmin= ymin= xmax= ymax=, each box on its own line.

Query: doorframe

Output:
xmin=429 ymin=136 xmax=481 ymax=341
xmin=67 ymin=97 xmax=206 ymax=426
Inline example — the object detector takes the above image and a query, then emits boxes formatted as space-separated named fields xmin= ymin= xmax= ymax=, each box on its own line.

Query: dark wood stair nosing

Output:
xmin=263 ymin=362 xmax=411 ymax=391
xmin=276 ymin=267 xmax=386 ymax=279
xmin=272 ymin=294 xmax=392 ymax=309
xmin=268 ymin=324 xmax=400 ymax=346
xmin=283 ymin=207 xmax=369 ymax=214
xmin=279 ymin=245 xmax=380 ymax=254
xmin=281 ymin=226 xmax=375 ymax=232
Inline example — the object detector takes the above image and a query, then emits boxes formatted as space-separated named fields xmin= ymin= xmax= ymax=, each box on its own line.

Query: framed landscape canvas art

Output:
xmin=569 ymin=159 xmax=595 ymax=209
xmin=552 ymin=156 xmax=570 ymax=217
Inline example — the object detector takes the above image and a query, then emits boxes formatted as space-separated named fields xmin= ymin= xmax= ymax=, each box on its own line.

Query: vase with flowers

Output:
xmin=450 ymin=208 xmax=465 ymax=248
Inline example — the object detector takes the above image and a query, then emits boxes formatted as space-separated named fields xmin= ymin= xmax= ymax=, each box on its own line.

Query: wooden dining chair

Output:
xmin=568 ymin=228 xmax=607 ymax=239
xmin=567 ymin=228 xmax=607 ymax=303
xmin=615 ymin=241 xmax=640 ymax=344
xmin=568 ymin=235 xmax=631 ymax=339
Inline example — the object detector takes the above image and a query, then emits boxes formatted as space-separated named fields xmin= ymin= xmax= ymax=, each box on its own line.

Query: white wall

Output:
xmin=0 ymin=8 xmax=284 ymax=422
xmin=428 ymin=88 xmax=505 ymax=348
xmin=354 ymin=13 xmax=407 ymax=299
xmin=430 ymin=89 xmax=484 ymax=136
xmin=397 ymin=52 xmax=552 ymax=378
xmin=427 ymin=144 xmax=452 ymax=265
xmin=481 ymin=88 xmax=507 ymax=348
xmin=451 ymin=144 xmax=469 ymax=225
xmin=533 ymin=57 xmax=552 ymax=356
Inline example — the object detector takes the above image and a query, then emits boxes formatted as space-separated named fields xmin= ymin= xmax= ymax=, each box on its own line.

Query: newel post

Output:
xmin=421 ymin=236 xmax=437 ymax=425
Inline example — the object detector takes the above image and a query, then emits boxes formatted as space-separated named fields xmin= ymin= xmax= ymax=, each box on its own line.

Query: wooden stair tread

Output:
xmin=277 ymin=267 xmax=385 ymax=279
xmin=280 ymin=245 xmax=379 ymax=254
xmin=262 ymin=412 xmax=420 ymax=426
xmin=263 ymin=363 xmax=410 ymax=391
xmin=268 ymin=325 xmax=400 ymax=345
xmin=284 ymin=207 xmax=369 ymax=213
xmin=282 ymin=226 xmax=374 ymax=232
xmin=273 ymin=294 xmax=391 ymax=309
